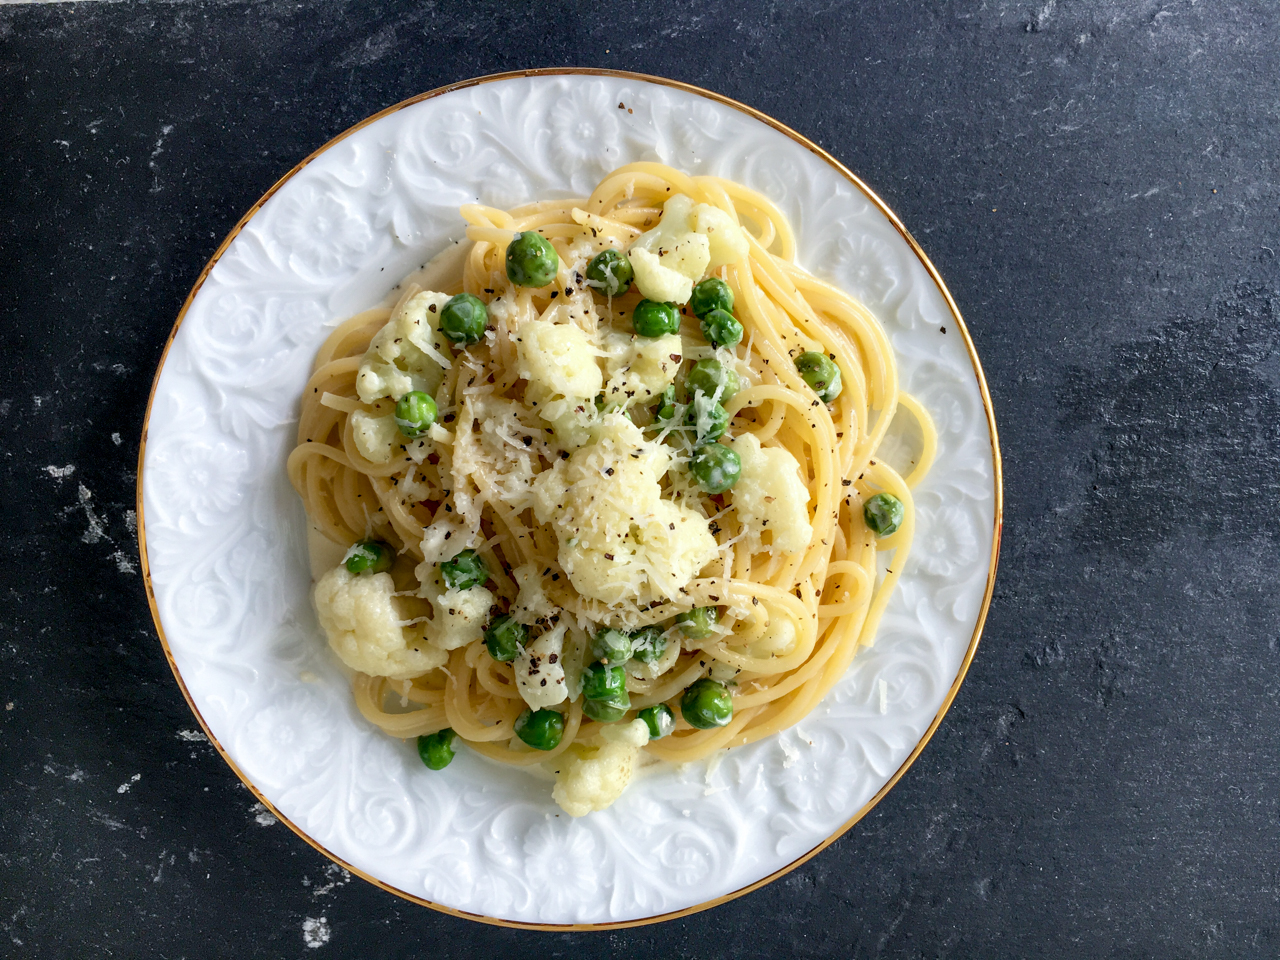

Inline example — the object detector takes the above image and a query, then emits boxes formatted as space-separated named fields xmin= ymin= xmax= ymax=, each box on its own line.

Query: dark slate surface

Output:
xmin=2 ymin=1 xmax=1278 ymax=956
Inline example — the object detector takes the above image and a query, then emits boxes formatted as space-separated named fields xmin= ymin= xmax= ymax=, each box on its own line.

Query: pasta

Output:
xmin=287 ymin=162 xmax=936 ymax=816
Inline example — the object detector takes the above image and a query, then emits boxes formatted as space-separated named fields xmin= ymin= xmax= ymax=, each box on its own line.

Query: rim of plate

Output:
xmin=135 ymin=67 xmax=1004 ymax=931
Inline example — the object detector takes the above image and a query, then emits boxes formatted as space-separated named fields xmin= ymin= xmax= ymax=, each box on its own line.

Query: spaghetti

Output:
xmin=287 ymin=162 xmax=936 ymax=813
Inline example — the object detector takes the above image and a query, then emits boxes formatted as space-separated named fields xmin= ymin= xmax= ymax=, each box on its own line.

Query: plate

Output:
xmin=138 ymin=70 xmax=1001 ymax=927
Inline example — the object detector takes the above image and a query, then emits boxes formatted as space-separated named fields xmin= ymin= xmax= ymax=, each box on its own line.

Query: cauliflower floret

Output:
xmin=628 ymin=247 xmax=704 ymax=305
xmin=349 ymin=403 xmax=431 ymax=465
xmin=510 ymin=562 xmax=558 ymax=626
xmin=313 ymin=566 xmax=445 ymax=680
xmin=537 ymin=396 xmax=600 ymax=449
xmin=531 ymin=415 xmax=718 ymax=605
xmin=727 ymin=433 xmax=814 ymax=555
xmin=515 ymin=621 xmax=568 ymax=710
xmin=356 ymin=291 xmax=452 ymax=403
xmin=412 ymin=564 xmax=495 ymax=652
xmin=627 ymin=195 xmax=748 ymax=304
xmin=517 ymin=312 xmax=602 ymax=404
xmin=690 ymin=203 xmax=750 ymax=269
xmin=418 ymin=519 xmax=477 ymax=565
xmin=600 ymin=332 xmax=682 ymax=410
xmin=552 ymin=719 xmax=650 ymax=817
xmin=349 ymin=408 xmax=400 ymax=464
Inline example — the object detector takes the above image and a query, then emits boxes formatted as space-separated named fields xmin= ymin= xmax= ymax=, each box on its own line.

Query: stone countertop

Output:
xmin=1 ymin=1 xmax=1278 ymax=956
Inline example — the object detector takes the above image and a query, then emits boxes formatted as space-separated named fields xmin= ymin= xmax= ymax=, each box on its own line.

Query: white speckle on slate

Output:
xmin=177 ymin=729 xmax=207 ymax=742
xmin=111 ymin=432 xmax=122 ymax=445
xmin=311 ymin=864 xmax=352 ymax=897
xmin=250 ymin=802 xmax=278 ymax=827
xmin=117 ymin=773 xmax=141 ymax=794
xmin=45 ymin=464 xmax=75 ymax=479
xmin=302 ymin=917 xmax=331 ymax=949
xmin=77 ymin=484 xmax=107 ymax=544
xmin=124 ymin=509 xmax=137 ymax=535
xmin=87 ymin=809 xmax=127 ymax=831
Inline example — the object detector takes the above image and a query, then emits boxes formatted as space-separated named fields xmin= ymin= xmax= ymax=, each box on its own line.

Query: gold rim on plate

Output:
xmin=135 ymin=67 xmax=1004 ymax=931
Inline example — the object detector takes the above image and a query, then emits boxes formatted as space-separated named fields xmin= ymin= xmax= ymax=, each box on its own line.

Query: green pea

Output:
xmin=863 ymin=492 xmax=905 ymax=537
xmin=629 ymin=625 xmax=667 ymax=664
xmin=639 ymin=703 xmax=675 ymax=740
xmin=438 ymin=292 xmax=488 ymax=345
xmin=439 ymin=549 xmax=488 ymax=590
xmin=515 ymin=708 xmax=565 ymax=750
xmin=681 ymin=678 xmax=733 ymax=729
xmin=676 ymin=606 xmax=719 ymax=639
xmin=484 ymin=615 xmax=528 ymax=663
xmin=652 ymin=384 xmax=677 ymax=422
xmin=585 ymin=248 xmax=634 ymax=296
xmin=590 ymin=628 xmax=633 ymax=665
xmin=631 ymin=299 xmax=680 ymax=338
xmin=684 ymin=394 xmax=728 ymax=443
xmin=699 ymin=308 xmax=743 ymax=349
xmin=417 ymin=728 xmax=456 ymax=770
xmin=394 ymin=391 xmax=438 ymax=438
xmin=506 ymin=231 xmax=560 ymax=288
xmin=689 ymin=277 xmax=733 ymax=318
xmin=581 ymin=661 xmax=627 ymax=701
xmin=343 ymin=539 xmax=393 ymax=575
xmin=685 ymin=358 xmax=740 ymax=402
xmin=689 ymin=442 xmax=741 ymax=494
xmin=582 ymin=690 xmax=631 ymax=724
xmin=794 ymin=351 xmax=843 ymax=403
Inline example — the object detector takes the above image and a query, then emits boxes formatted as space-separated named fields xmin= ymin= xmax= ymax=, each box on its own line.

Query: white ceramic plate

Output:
xmin=139 ymin=70 xmax=1000 ymax=927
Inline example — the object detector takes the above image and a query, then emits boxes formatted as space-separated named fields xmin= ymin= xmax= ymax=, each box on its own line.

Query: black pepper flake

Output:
xmin=550 ymin=291 xmax=558 ymax=299
xmin=551 ymin=573 xmax=561 ymax=581
xmin=940 ymin=326 xmax=947 ymax=334
xmin=560 ymin=451 xmax=570 ymax=460
xmin=605 ymin=467 xmax=615 ymax=476
xmin=604 ymin=554 xmax=614 ymax=561
xmin=428 ymin=304 xmax=437 ymax=313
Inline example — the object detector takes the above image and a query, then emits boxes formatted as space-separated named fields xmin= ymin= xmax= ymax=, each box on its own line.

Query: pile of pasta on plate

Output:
xmin=288 ymin=162 xmax=932 ymax=817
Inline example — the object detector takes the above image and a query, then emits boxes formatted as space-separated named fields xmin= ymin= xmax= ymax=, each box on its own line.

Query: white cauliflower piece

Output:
xmin=627 ymin=194 xmax=748 ymax=303
xmin=537 ymin=396 xmax=599 ymax=450
xmin=552 ymin=719 xmax=650 ymax=817
xmin=510 ymin=563 xmax=558 ymax=626
xmin=531 ymin=415 xmax=718 ymax=605
xmin=515 ymin=622 xmax=568 ymax=710
xmin=418 ymin=519 xmax=477 ymax=566
xmin=313 ymin=567 xmax=445 ymax=680
xmin=349 ymin=408 xmax=399 ymax=464
xmin=517 ymin=314 xmax=602 ymax=403
xmin=690 ymin=203 xmax=750 ymax=269
xmin=412 ymin=564 xmax=495 ymax=652
xmin=727 ymin=433 xmax=813 ymax=554
xmin=600 ymin=332 xmax=682 ymax=410
xmin=356 ymin=290 xmax=452 ymax=403
xmin=628 ymin=247 xmax=703 ymax=305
